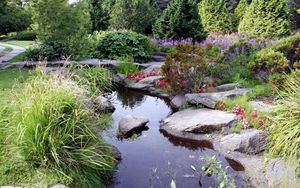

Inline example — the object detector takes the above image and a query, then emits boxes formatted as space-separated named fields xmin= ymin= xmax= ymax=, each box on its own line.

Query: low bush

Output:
xmin=248 ymin=48 xmax=289 ymax=79
xmin=115 ymin=57 xmax=139 ymax=76
xmin=8 ymin=71 xmax=116 ymax=187
xmin=95 ymin=31 xmax=152 ymax=63
xmin=269 ymin=72 xmax=300 ymax=166
xmin=15 ymin=31 xmax=37 ymax=40
xmin=161 ymin=43 xmax=208 ymax=94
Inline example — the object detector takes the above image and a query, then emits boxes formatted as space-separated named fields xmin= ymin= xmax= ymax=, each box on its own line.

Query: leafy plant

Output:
xmin=95 ymin=30 xmax=152 ymax=63
xmin=15 ymin=31 xmax=37 ymax=40
xmin=269 ymin=72 xmax=300 ymax=167
xmin=198 ymin=0 xmax=234 ymax=33
xmin=238 ymin=0 xmax=291 ymax=37
xmin=200 ymin=155 xmax=236 ymax=188
xmin=153 ymin=0 xmax=206 ymax=41
xmin=161 ymin=43 xmax=208 ymax=94
xmin=115 ymin=57 xmax=139 ymax=76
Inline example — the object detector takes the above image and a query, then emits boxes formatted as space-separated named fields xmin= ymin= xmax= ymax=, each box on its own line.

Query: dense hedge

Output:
xmin=94 ymin=31 xmax=152 ymax=63
xmin=238 ymin=0 xmax=291 ymax=37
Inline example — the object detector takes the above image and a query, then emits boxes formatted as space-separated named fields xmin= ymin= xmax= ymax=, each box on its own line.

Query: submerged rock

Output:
xmin=218 ymin=129 xmax=268 ymax=154
xmin=186 ymin=88 xmax=252 ymax=109
xmin=93 ymin=96 xmax=115 ymax=113
xmin=119 ymin=115 xmax=149 ymax=135
xmin=161 ymin=108 xmax=237 ymax=134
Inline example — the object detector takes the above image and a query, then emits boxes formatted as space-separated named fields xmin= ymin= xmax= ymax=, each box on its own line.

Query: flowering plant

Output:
xmin=127 ymin=71 xmax=160 ymax=83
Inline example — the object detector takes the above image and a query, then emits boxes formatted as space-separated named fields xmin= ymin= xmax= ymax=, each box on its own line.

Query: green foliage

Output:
xmin=31 ymin=0 xmax=92 ymax=60
xmin=95 ymin=31 xmax=152 ymax=62
xmin=0 ymin=0 xmax=32 ymax=35
xmin=162 ymin=43 xmax=208 ymax=94
xmin=234 ymin=0 xmax=249 ymax=26
xmin=269 ymin=72 xmax=300 ymax=166
xmin=115 ymin=57 xmax=139 ymax=76
xmin=238 ymin=0 xmax=291 ymax=37
xmin=109 ymin=0 xmax=157 ymax=34
xmin=15 ymin=31 xmax=37 ymax=41
xmin=249 ymin=48 xmax=289 ymax=77
xmin=198 ymin=0 xmax=234 ymax=33
xmin=89 ymin=0 xmax=111 ymax=31
xmin=8 ymin=71 xmax=115 ymax=187
xmin=153 ymin=0 xmax=206 ymax=41
xmin=200 ymin=155 xmax=236 ymax=188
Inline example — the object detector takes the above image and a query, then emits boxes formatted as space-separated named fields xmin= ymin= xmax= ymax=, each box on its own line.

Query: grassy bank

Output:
xmin=0 ymin=47 xmax=13 ymax=57
xmin=0 ymin=68 xmax=116 ymax=187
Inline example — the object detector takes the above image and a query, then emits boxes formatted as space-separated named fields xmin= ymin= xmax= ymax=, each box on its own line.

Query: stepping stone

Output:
xmin=119 ymin=115 xmax=149 ymax=135
xmin=161 ymin=108 xmax=237 ymax=134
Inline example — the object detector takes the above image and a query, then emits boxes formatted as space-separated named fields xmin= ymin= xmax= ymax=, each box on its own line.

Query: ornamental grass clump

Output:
xmin=269 ymin=72 xmax=300 ymax=164
xmin=9 ymin=71 xmax=115 ymax=187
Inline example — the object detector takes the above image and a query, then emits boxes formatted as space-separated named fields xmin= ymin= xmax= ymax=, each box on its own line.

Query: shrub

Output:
xmin=88 ymin=0 xmax=111 ymax=31
xmin=153 ymin=0 xmax=206 ymax=41
xmin=249 ymin=48 xmax=289 ymax=79
xmin=9 ymin=71 xmax=116 ymax=187
xmin=95 ymin=31 xmax=152 ymax=63
xmin=31 ymin=0 xmax=91 ymax=60
xmin=234 ymin=0 xmax=249 ymax=26
xmin=109 ymin=0 xmax=157 ymax=34
xmin=238 ymin=0 xmax=291 ymax=37
xmin=15 ymin=31 xmax=37 ymax=40
xmin=198 ymin=0 xmax=234 ymax=33
xmin=115 ymin=57 xmax=139 ymax=76
xmin=269 ymin=72 xmax=300 ymax=166
xmin=161 ymin=43 xmax=208 ymax=94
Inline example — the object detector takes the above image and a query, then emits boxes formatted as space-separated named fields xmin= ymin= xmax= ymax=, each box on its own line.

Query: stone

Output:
xmin=119 ymin=115 xmax=149 ymax=135
xmin=138 ymin=76 xmax=163 ymax=85
xmin=250 ymin=101 xmax=275 ymax=113
xmin=126 ymin=82 xmax=151 ymax=91
xmin=161 ymin=108 xmax=237 ymax=134
xmin=0 ymin=187 xmax=22 ymax=188
xmin=170 ymin=95 xmax=188 ymax=108
xmin=185 ymin=88 xmax=252 ymax=109
xmin=49 ymin=185 xmax=69 ymax=188
xmin=219 ymin=129 xmax=268 ymax=154
xmin=215 ymin=83 xmax=241 ymax=91
xmin=113 ymin=73 xmax=127 ymax=84
xmin=144 ymin=64 xmax=163 ymax=73
xmin=94 ymin=96 xmax=115 ymax=113
xmin=111 ymin=145 xmax=122 ymax=161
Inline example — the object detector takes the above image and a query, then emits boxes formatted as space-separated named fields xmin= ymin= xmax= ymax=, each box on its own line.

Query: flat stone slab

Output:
xmin=219 ymin=129 xmax=268 ymax=154
xmin=49 ymin=185 xmax=70 ymax=188
xmin=170 ymin=95 xmax=188 ymax=108
xmin=186 ymin=88 xmax=252 ymax=109
xmin=138 ymin=76 xmax=163 ymax=85
xmin=250 ymin=101 xmax=275 ymax=113
xmin=215 ymin=83 xmax=241 ymax=91
xmin=161 ymin=108 xmax=237 ymax=134
xmin=126 ymin=82 xmax=152 ymax=90
xmin=119 ymin=115 xmax=149 ymax=135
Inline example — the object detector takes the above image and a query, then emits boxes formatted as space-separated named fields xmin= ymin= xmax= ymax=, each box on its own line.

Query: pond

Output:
xmin=103 ymin=87 xmax=246 ymax=188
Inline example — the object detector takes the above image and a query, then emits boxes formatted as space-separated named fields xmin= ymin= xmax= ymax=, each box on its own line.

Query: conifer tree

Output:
xmin=238 ymin=0 xmax=291 ymax=37
xmin=198 ymin=0 xmax=234 ymax=33
xmin=153 ymin=0 xmax=206 ymax=41
xmin=234 ymin=0 xmax=249 ymax=24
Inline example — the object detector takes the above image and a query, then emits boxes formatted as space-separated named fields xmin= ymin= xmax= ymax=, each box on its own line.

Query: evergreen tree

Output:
xmin=109 ymin=0 xmax=157 ymax=34
xmin=238 ymin=0 xmax=291 ymax=37
xmin=153 ymin=0 xmax=206 ymax=41
xmin=234 ymin=0 xmax=249 ymax=24
xmin=198 ymin=0 xmax=234 ymax=33
xmin=89 ymin=0 xmax=110 ymax=31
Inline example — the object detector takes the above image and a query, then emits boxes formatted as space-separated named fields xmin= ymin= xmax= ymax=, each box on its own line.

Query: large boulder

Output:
xmin=170 ymin=95 xmax=188 ymax=108
xmin=93 ymin=96 xmax=115 ymax=113
xmin=119 ymin=115 xmax=149 ymax=135
xmin=219 ymin=129 xmax=268 ymax=154
xmin=185 ymin=88 xmax=252 ymax=109
xmin=161 ymin=108 xmax=237 ymax=134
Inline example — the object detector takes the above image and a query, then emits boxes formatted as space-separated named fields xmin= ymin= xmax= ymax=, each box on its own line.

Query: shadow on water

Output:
xmin=103 ymin=88 xmax=246 ymax=188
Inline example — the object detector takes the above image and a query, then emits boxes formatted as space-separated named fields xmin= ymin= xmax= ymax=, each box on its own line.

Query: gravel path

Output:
xmin=0 ymin=43 xmax=26 ymax=63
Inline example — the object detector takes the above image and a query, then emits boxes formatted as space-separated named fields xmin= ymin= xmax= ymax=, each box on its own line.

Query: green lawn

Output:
xmin=0 ymin=46 xmax=13 ymax=57
xmin=8 ymin=52 xmax=26 ymax=63
xmin=4 ymin=40 xmax=36 ymax=47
